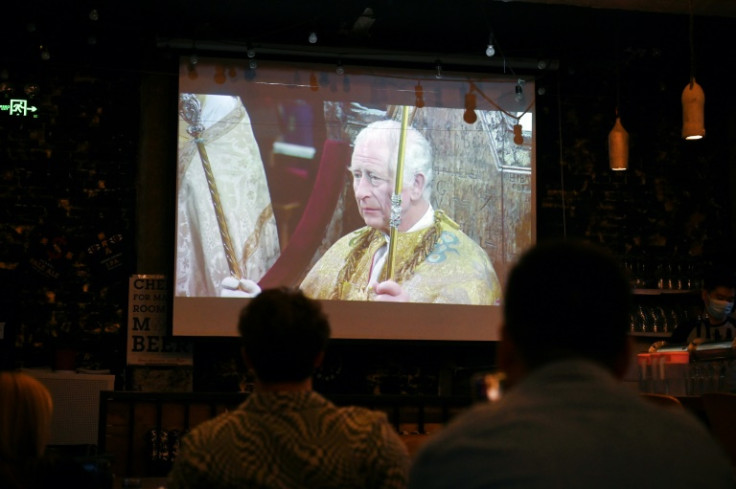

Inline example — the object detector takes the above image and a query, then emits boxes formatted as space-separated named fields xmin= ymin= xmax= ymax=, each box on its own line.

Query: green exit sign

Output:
xmin=0 ymin=98 xmax=39 ymax=118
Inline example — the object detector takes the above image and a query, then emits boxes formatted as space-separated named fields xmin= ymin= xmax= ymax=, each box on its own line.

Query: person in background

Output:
xmin=0 ymin=370 xmax=53 ymax=489
xmin=301 ymin=119 xmax=501 ymax=305
xmin=167 ymin=287 xmax=410 ymax=489
xmin=408 ymin=239 xmax=734 ymax=489
xmin=668 ymin=266 xmax=736 ymax=345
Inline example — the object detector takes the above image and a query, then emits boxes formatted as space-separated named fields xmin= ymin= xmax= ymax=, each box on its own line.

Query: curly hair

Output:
xmin=238 ymin=288 xmax=330 ymax=383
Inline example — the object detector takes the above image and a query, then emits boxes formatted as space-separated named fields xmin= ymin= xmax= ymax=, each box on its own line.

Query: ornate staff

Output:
xmin=385 ymin=105 xmax=410 ymax=281
xmin=179 ymin=94 xmax=242 ymax=283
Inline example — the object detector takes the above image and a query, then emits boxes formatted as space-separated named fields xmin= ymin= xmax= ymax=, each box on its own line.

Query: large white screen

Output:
xmin=173 ymin=57 xmax=535 ymax=340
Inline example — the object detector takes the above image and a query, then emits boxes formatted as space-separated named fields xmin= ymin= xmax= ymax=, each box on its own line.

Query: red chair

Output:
xmin=259 ymin=139 xmax=353 ymax=289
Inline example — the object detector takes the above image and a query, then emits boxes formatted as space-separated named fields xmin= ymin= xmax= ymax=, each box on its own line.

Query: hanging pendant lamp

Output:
xmin=608 ymin=115 xmax=629 ymax=171
xmin=682 ymin=79 xmax=705 ymax=140
xmin=682 ymin=0 xmax=705 ymax=140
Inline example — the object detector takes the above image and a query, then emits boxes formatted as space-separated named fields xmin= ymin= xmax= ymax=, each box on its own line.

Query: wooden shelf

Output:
xmin=628 ymin=332 xmax=671 ymax=338
xmin=633 ymin=289 xmax=699 ymax=296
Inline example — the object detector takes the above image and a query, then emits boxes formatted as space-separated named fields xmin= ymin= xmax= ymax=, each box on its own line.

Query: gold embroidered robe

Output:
xmin=176 ymin=94 xmax=280 ymax=297
xmin=301 ymin=211 xmax=501 ymax=305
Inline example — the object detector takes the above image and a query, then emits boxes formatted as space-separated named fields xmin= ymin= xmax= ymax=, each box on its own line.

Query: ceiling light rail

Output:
xmin=157 ymin=38 xmax=558 ymax=74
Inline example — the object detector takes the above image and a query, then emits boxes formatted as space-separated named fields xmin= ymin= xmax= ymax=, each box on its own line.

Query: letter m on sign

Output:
xmin=133 ymin=317 xmax=151 ymax=331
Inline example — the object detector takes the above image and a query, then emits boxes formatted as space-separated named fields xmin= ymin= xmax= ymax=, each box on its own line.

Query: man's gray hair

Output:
xmin=353 ymin=119 xmax=433 ymax=201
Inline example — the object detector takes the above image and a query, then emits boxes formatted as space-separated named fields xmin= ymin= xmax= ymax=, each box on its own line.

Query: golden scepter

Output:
xmin=179 ymin=94 xmax=242 ymax=283
xmin=385 ymin=105 xmax=410 ymax=281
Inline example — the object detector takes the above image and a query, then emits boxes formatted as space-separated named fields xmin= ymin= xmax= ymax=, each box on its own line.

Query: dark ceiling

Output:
xmin=4 ymin=1 xmax=735 ymax=76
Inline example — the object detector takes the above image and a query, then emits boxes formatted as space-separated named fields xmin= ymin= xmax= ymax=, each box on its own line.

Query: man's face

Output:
xmin=703 ymin=285 xmax=736 ymax=320
xmin=349 ymin=138 xmax=397 ymax=233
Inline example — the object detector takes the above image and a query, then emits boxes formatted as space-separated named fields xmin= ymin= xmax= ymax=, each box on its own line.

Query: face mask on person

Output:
xmin=707 ymin=298 xmax=734 ymax=320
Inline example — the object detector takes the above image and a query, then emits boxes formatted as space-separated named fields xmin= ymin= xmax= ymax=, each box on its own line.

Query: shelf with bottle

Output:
xmin=624 ymin=255 xmax=703 ymax=292
xmin=628 ymin=294 xmax=702 ymax=338
xmin=633 ymin=288 xmax=700 ymax=296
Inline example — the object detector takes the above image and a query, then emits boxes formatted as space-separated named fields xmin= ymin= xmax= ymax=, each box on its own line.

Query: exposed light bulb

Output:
xmin=435 ymin=64 xmax=442 ymax=79
xmin=89 ymin=8 xmax=99 ymax=21
xmin=189 ymin=53 xmax=198 ymax=66
xmin=247 ymin=48 xmax=256 ymax=59
xmin=514 ymin=80 xmax=525 ymax=102
xmin=485 ymin=44 xmax=495 ymax=57
xmin=336 ymin=62 xmax=344 ymax=76
xmin=187 ymin=65 xmax=198 ymax=80
xmin=308 ymin=31 xmax=318 ymax=44
xmin=249 ymin=58 xmax=258 ymax=70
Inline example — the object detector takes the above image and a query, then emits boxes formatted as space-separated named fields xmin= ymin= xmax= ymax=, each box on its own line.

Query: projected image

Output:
xmin=173 ymin=58 xmax=534 ymax=340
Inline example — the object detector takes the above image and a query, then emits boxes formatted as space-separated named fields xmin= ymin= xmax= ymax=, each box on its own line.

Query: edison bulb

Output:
xmin=485 ymin=44 xmax=495 ymax=57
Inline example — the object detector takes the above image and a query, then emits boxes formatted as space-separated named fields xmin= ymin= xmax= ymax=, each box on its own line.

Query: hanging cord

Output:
xmin=556 ymin=69 xmax=567 ymax=238
xmin=689 ymin=0 xmax=695 ymax=87
xmin=469 ymin=81 xmax=534 ymax=122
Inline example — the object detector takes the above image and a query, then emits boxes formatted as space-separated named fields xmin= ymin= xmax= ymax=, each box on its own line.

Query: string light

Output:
xmin=467 ymin=81 xmax=534 ymax=146
xmin=415 ymin=83 xmax=425 ymax=108
xmin=187 ymin=53 xmax=198 ymax=80
xmin=514 ymin=79 xmax=525 ymax=102
xmin=308 ymin=31 xmax=318 ymax=44
xmin=213 ymin=65 xmax=226 ymax=84
xmin=463 ymin=90 xmax=477 ymax=124
xmin=513 ymin=124 xmax=523 ymax=144
xmin=485 ymin=32 xmax=495 ymax=57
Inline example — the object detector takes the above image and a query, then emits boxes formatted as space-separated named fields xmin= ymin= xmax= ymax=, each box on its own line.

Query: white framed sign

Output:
xmin=127 ymin=274 xmax=193 ymax=366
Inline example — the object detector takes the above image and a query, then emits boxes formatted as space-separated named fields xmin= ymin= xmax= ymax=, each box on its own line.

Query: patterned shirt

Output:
xmin=167 ymin=390 xmax=410 ymax=489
